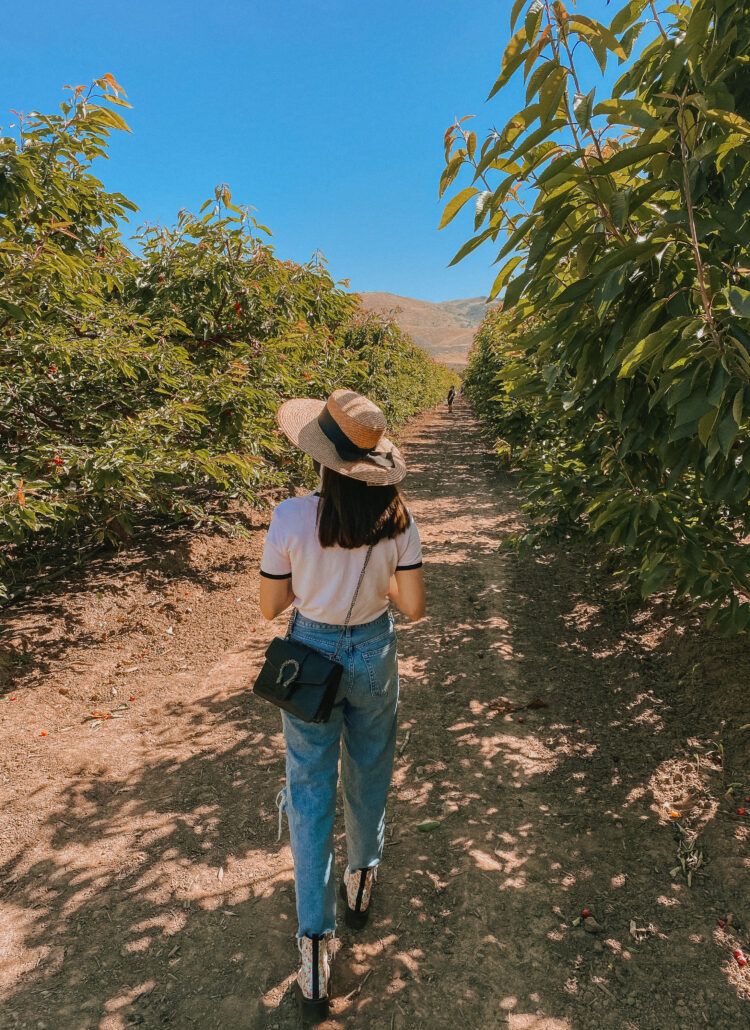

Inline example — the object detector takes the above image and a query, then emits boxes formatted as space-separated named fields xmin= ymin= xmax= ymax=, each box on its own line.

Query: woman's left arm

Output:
xmin=259 ymin=576 xmax=295 ymax=620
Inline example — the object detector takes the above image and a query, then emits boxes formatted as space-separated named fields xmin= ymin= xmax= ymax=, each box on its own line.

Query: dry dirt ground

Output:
xmin=1 ymin=401 xmax=749 ymax=1030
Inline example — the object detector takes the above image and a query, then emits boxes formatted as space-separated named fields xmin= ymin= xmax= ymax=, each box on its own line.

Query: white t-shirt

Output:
xmin=260 ymin=493 xmax=422 ymax=625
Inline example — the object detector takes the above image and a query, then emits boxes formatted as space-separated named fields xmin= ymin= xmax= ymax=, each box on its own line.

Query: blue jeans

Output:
xmin=279 ymin=609 xmax=399 ymax=938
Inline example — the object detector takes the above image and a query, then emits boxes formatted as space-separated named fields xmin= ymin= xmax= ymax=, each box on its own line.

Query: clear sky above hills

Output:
xmin=4 ymin=1 xmax=624 ymax=302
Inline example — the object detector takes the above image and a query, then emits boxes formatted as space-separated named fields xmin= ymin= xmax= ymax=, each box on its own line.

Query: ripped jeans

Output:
xmin=278 ymin=609 xmax=399 ymax=938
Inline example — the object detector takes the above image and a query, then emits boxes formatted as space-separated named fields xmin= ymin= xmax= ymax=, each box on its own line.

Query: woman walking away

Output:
xmin=447 ymin=384 xmax=456 ymax=413
xmin=259 ymin=389 xmax=425 ymax=1023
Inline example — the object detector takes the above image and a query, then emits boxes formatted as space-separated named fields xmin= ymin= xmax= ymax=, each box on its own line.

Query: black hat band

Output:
xmin=316 ymin=407 xmax=395 ymax=470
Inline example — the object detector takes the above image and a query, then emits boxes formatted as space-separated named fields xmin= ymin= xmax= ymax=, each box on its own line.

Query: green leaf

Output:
xmin=587 ymin=141 xmax=667 ymax=175
xmin=717 ymin=411 xmax=739 ymax=455
xmin=509 ymin=118 xmax=568 ymax=163
xmin=488 ymin=29 xmax=528 ymax=100
xmin=89 ymin=105 xmax=133 ymax=133
xmin=503 ymin=268 xmax=532 ymax=308
xmin=619 ymin=318 xmax=692 ymax=378
xmin=732 ymin=387 xmax=744 ymax=425
xmin=568 ymin=15 xmax=627 ymax=60
xmin=489 ymin=256 xmax=524 ymax=300
xmin=535 ymin=150 xmax=581 ymax=186
xmin=620 ymin=21 xmax=647 ymax=58
xmin=610 ymin=189 xmax=631 ymax=230
xmin=496 ymin=213 xmax=537 ymax=262
xmin=609 ymin=0 xmax=649 ymax=35
xmin=439 ymin=150 xmax=466 ymax=199
xmin=510 ymin=0 xmax=528 ymax=31
xmin=555 ymin=277 xmax=594 ymax=306
xmin=573 ymin=89 xmax=595 ymax=130
xmin=729 ymin=286 xmax=750 ymax=318
xmin=474 ymin=189 xmax=493 ymax=229
xmin=706 ymin=108 xmax=750 ymax=138
xmin=448 ymin=226 xmax=496 ymax=266
xmin=594 ymin=98 xmax=663 ymax=129
xmin=674 ymin=392 xmax=715 ymax=428
xmin=539 ymin=67 xmax=568 ymax=123
xmin=439 ymin=187 xmax=479 ymax=229
xmin=698 ymin=408 xmax=718 ymax=445
xmin=525 ymin=0 xmax=544 ymax=43
xmin=526 ymin=61 xmax=558 ymax=105
xmin=583 ymin=30 xmax=608 ymax=74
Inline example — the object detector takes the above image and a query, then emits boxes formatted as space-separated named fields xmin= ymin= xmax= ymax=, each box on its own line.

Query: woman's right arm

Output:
xmin=259 ymin=576 xmax=294 ymax=620
xmin=259 ymin=504 xmax=293 ymax=619
xmin=388 ymin=567 xmax=425 ymax=621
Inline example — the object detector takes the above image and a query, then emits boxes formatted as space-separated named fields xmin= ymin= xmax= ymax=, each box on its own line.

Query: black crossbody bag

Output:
xmin=252 ymin=545 xmax=373 ymax=723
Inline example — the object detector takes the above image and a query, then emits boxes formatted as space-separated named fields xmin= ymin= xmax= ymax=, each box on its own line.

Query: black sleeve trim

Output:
xmin=395 ymin=561 xmax=423 ymax=571
xmin=259 ymin=570 xmax=292 ymax=580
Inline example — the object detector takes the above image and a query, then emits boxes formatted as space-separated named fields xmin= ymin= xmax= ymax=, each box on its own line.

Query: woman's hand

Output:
xmin=387 ymin=567 xmax=425 ymax=621
xmin=259 ymin=577 xmax=295 ymax=620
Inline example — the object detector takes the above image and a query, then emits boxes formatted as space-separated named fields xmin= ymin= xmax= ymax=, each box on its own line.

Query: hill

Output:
xmin=357 ymin=292 xmax=493 ymax=368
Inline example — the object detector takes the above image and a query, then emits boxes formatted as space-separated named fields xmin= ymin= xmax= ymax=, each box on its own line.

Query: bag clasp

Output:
xmin=276 ymin=658 xmax=300 ymax=688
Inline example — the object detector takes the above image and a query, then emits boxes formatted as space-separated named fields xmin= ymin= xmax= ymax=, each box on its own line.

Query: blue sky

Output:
xmin=4 ymin=1 xmax=629 ymax=302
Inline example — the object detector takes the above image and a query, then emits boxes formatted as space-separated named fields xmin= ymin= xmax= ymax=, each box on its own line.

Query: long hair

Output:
xmin=316 ymin=466 xmax=411 ymax=548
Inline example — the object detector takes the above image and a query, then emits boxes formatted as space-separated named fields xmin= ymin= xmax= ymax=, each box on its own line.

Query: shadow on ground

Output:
xmin=1 ymin=403 xmax=749 ymax=1030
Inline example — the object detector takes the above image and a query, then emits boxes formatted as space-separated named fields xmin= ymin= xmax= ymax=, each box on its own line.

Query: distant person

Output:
xmin=447 ymin=384 xmax=456 ymax=413
xmin=259 ymin=389 xmax=426 ymax=1023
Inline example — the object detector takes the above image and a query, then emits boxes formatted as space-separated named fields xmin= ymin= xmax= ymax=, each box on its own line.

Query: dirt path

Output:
xmin=1 ymin=401 xmax=749 ymax=1030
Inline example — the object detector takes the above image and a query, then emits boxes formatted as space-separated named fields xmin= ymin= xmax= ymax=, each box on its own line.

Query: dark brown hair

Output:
xmin=316 ymin=466 xmax=411 ymax=548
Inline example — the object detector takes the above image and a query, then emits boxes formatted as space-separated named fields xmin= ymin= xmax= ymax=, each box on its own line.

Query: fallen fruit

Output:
xmin=40 ymin=731 xmax=47 ymax=736
xmin=416 ymin=819 xmax=441 ymax=832
xmin=129 ymin=696 xmax=135 ymax=701
xmin=738 ymin=957 xmax=748 ymax=967
xmin=718 ymin=920 xmax=726 ymax=927
xmin=738 ymin=809 xmax=746 ymax=816
xmin=581 ymin=908 xmax=591 ymax=919
xmin=734 ymin=949 xmax=744 ymax=958
xmin=518 ymin=717 xmax=524 ymax=723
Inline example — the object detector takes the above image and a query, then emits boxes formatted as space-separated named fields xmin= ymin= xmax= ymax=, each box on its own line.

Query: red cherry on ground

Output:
xmin=517 ymin=717 xmax=524 ymax=723
xmin=738 ymin=809 xmax=746 ymax=816
xmin=733 ymin=950 xmax=743 ymax=958
xmin=718 ymin=920 xmax=726 ymax=927
xmin=581 ymin=909 xmax=591 ymax=919
xmin=129 ymin=696 xmax=135 ymax=702
xmin=738 ymin=957 xmax=748 ymax=967
xmin=40 ymin=731 xmax=47 ymax=736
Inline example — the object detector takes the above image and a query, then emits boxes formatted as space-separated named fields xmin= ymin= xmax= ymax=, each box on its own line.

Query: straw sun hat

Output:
xmin=276 ymin=389 xmax=407 ymax=485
